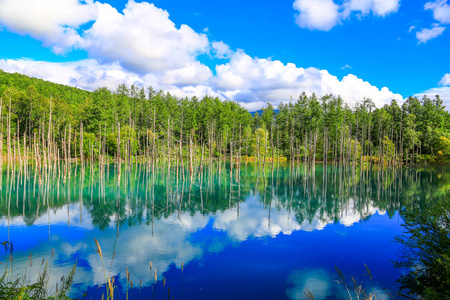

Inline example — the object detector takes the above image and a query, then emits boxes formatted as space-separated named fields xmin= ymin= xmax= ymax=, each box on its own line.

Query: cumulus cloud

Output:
xmin=84 ymin=1 xmax=210 ymax=74
xmin=0 ymin=0 xmax=210 ymax=80
xmin=293 ymin=0 xmax=340 ymax=31
xmin=212 ymin=41 xmax=233 ymax=59
xmin=414 ymin=75 xmax=450 ymax=110
xmin=0 ymin=58 xmax=144 ymax=91
xmin=0 ymin=54 xmax=401 ymax=110
xmin=425 ymin=0 xmax=450 ymax=24
xmin=0 ymin=0 xmax=97 ymax=53
xmin=415 ymin=87 xmax=450 ymax=109
xmin=342 ymin=0 xmax=400 ymax=18
xmin=212 ymin=51 xmax=402 ymax=108
xmin=440 ymin=73 xmax=450 ymax=86
xmin=0 ymin=58 xmax=217 ymax=99
xmin=293 ymin=0 xmax=400 ymax=31
xmin=416 ymin=26 xmax=446 ymax=43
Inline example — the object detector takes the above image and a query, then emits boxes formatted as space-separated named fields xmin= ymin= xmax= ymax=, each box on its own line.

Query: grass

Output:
xmin=0 ymin=241 xmax=77 ymax=300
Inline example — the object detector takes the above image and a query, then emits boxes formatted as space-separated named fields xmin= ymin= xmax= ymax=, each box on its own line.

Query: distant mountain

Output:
xmin=250 ymin=109 xmax=280 ymax=117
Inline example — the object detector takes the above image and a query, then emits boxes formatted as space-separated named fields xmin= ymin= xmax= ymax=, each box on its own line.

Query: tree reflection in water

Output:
xmin=0 ymin=162 xmax=448 ymax=299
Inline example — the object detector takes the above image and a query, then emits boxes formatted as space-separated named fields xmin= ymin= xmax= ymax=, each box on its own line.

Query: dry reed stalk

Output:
xmin=107 ymin=277 xmax=114 ymax=300
xmin=94 ymin=238 xmax=113 ymax=299
xmin=303 ymin=288 xmax=315 ymax=300
xmin=94 ymin=238 xmax=103 ymax=259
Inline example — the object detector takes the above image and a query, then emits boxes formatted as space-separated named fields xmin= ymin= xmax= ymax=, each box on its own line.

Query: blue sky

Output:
xmin=0 ymin=0 xmax=449 ymax=110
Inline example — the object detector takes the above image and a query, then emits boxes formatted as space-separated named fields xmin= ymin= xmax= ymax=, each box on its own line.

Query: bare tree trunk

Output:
xmin=48 ymin=96 xmax=52 ymax=163
xmin=0 ymin=98 xmax=3 ymax=165
xmin=189 ymin=132 xmax=193 ymax=178
xmin=80 ymin=121 xmax=84 ymax=165
xmin=167 ymin=119 xmax=171 ymax=170
xmin=8 ymin=97 xmax=11 ymax=167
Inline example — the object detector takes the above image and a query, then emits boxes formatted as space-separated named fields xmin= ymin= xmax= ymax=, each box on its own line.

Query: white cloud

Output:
xmin=212 ymin=195 xmax=305 ymax=241
xmin=84 ymin=1 xmax=210 ymax=74
xmin=415 ymin=75 xmax=450 ymax=111
xmin=0 ymin=203 xmax=93 ymax=228
xmin=293 ymin=0 xmax=340 ymax=31
xmin=212 ymin=195 xmax=387 ymax=241
xmin=0 ymin=0 xmax=97 ymax=54
xmin=158 ymin=61 xmax=212 ymax=86
xmin=415 ymin=87 xmax=450 ymax=110
xmin=0 ymin=0 xmax=211 ymax=82
xmin=409 ymin=25 xmax=416 ymax=32
xmin=416 ymin=1 xmax=450 ymax=43
xmin=0 ymin=54 xmax=402 ymax=110
xmin=293 ymin=0 xmax=400 ymax=31
xmin=86 ymin=212 xmax=208 ymax=289
xmin=425 ymin=0 xmax=450 ymax=24
xmin=286 ymin=268 xmax=390 ymax=300
xmin=212 ymin=41 xmax=233 ymax=59
xmin=338 ymin=198 xmax=385 ymax=226
xmin=416 ymin=26 xmax=446 ymax=43
xmin=0 ymin=58 xmax=144 ymax=91
xmin=440 ymin=73 xmax=450 ymax=86
xmin=0 ymin=58 xmax=217 ymax=100
xmin=286 ymin=269 xmax=332 ymax=300
xmin=212 ymin=51 xmax=402 ymax=108
xmin=342 ymin=0 xmax=400 ymax=18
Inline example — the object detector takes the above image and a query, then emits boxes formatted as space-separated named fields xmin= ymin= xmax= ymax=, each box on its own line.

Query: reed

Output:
xmin=94 ymin=238 xmax=115 ymax=300
xmin=0 ymin=240 xmax=77 ymax=300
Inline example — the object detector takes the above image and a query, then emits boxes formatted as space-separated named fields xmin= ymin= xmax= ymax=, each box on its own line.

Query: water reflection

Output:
xmin=286 ymin=268 xmax=390 ymax=300
xmin=0 ymin=163 xmax=448 ymax=299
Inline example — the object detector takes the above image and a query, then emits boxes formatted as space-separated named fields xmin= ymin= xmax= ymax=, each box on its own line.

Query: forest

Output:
xmin=1 ymin=69 xmax=450 ymax=168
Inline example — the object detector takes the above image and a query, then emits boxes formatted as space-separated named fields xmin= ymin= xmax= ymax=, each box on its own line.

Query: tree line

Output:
xmin=1 ymin=69 xmax=450 ymax=169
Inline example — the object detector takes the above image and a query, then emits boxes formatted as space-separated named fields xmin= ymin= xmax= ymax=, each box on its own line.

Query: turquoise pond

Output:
xmin=0 ymin=163 xmax=447 ymax=299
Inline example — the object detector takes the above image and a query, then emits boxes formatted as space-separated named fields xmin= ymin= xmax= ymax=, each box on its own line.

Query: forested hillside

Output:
xmin=1 ymin=69 xmax=450 ymax=165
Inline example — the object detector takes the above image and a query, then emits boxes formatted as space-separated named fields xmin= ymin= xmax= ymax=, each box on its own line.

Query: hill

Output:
xmin=0 ymin=69 xmax=92 ymax=105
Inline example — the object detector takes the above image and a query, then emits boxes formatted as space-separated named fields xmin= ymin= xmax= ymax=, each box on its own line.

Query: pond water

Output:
xmin=0 ymin=163 xmax=448 ymax=299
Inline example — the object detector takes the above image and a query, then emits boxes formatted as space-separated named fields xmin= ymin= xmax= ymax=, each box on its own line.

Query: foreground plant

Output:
xmin=94 ymin=238 xmax=115 ymax=300
xmin=0 ymin=241 xmax=77 ymax=300
xmin=303 ymin=264 xmax=381 ymax=300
